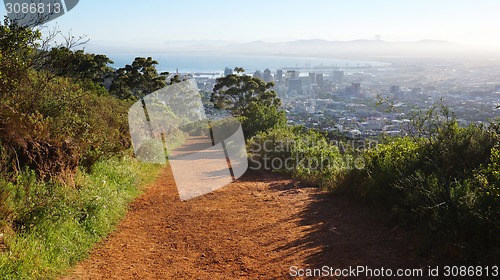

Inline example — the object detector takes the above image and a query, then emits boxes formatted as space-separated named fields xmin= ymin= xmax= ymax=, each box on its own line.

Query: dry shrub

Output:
xmin=0 ymin=72 xmax=131 ymax=180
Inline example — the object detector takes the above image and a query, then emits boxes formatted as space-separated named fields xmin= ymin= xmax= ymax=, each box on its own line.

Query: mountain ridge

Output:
xmin=86 ymin=38 xmax=499 ymax=60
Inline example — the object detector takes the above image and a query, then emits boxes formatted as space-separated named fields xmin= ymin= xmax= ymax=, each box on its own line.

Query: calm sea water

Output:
xmin=107 ymin=53 xmax=387 ymax=73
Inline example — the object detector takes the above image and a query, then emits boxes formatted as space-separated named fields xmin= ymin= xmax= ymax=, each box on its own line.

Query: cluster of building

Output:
xmin=195 ymin=60 xmax=500 ymax=139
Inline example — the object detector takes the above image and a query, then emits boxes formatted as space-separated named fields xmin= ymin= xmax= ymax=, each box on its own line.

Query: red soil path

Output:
xmin=62 ymin=166 xmax=430 ymax=279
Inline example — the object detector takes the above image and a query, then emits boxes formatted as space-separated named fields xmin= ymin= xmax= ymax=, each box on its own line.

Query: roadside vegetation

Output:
xmin=0 ymin=157 xmax=161 ymax=279
xmin=335 ymin=108 xmax=499 ymax=264
xmin=0 ymin=18 xmax=164 ymax=279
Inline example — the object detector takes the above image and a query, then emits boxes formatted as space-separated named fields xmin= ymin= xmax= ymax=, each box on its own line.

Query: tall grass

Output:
xmin=0 ymin=156 xmax=162 ymax=279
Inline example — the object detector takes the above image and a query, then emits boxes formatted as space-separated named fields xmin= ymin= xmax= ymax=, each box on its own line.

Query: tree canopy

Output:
xmin=212 ymin=67 xmax=281 ymax=116
xmin=110 ymin=57 xmax=168 ymax=100
xmin=39 ymin=47 xmax=114 ymax=84
xmin=212 ymin=67 xmax=285 ymax=138
xmin=0 ymin=18 xmax=41 ymax=95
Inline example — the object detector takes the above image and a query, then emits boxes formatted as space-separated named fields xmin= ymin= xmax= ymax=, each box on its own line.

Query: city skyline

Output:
xmin=2 ymin=0 xmax=500 ymax=49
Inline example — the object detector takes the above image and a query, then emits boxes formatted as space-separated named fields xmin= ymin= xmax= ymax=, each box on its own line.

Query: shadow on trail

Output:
xmin=268 ymin=180 xmax=431 ymax=274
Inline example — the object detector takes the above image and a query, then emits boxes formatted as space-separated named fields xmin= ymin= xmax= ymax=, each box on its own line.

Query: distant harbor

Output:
xmin=107 ymin=53 xmax=389 ymax=74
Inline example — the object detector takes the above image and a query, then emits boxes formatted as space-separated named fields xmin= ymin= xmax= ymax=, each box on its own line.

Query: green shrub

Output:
xmin=0 ymin=72 xmax=132 ymax=179
xmin=335 ymin=137 xmax=419 ymax=206
xmin=0 ymin=156 xmax=162 ymax=279
xmin=240 ymin=102 xmax=287 ymax=139
xmin=249 ymin=125 xmax=344 ymax=188
xmin=336 ymin=121 xmax=499 ymax=263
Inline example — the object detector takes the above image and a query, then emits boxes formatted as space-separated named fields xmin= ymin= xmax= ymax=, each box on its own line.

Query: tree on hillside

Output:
xmin=0 ymin=18 xmax=41 ymax=96
xmin=212 ymin=67 xmax=285 ymax=138
xmin=110 ymin=57 xmax=168 ymax=100
xmin=212 ymin=67 xmax=281 ymax=115
xmin=38 ymin=47 xmax=114 ymax=84
xmin=1 ymin=18 xmax=96 ymax=97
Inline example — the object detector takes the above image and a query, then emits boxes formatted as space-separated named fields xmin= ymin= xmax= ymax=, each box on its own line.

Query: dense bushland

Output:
xmin=0 ymin=18 xmax=134 ymax=180
xmin=0 ymin=18 xmax=165 ymax=279
xmin=336 ymin=118 xmax=499 ymax=264
xmin=0 ymin=72 xmax=132 ymax=179
xmin=248 ymin=105 xmax=500 ymax=264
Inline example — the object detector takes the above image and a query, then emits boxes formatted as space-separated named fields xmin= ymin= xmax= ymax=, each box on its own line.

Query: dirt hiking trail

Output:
xmin=62 ymin=166 xmax=430 ymax=279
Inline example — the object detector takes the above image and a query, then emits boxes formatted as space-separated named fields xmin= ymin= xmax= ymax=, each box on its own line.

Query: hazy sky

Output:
xmin=2 ymin=0 xmax=500 ymax=47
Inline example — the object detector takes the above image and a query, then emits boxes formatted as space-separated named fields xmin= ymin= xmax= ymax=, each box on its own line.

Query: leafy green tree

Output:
xmin=38 ymin=47 xmax=114 ymax=84
xmin=110 ymin=57 xmax=168 ymax=100
xmin=212 ymin=67 xmax=281 ymax=115
xmin=0 ymin=18 xmax=41 ymax=96
xmin=212 ymin=67 xmax=284 ymax=137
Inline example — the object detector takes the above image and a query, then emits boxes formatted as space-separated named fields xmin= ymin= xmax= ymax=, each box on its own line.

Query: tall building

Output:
xmin=288 ymin=79 xmax=303 ymax=95
xmin=351 ymin=83 xmax=361 ymax=95
xmin=287 ymin=70 xmax=298 ymax=79
xmin=263 ymin=68 xmax=272 ymax=82
xmin=309 ymin=73 xmax=316 ymax=83
xmin=333 ymin=70 xmax=344 ymax=83
xmin=253 ymin=70 xmax=263 ymax=80
xmin=316 ymin=74 xmax=324 ymax=86
xmin=276 ymin=69 xmax=283 ymax=83
xmin=224 ymin=67 xmax=233 ymax=76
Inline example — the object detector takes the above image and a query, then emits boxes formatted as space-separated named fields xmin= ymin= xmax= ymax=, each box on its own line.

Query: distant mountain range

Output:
xmin=87 ymin=39 xmax=499 ymax=60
